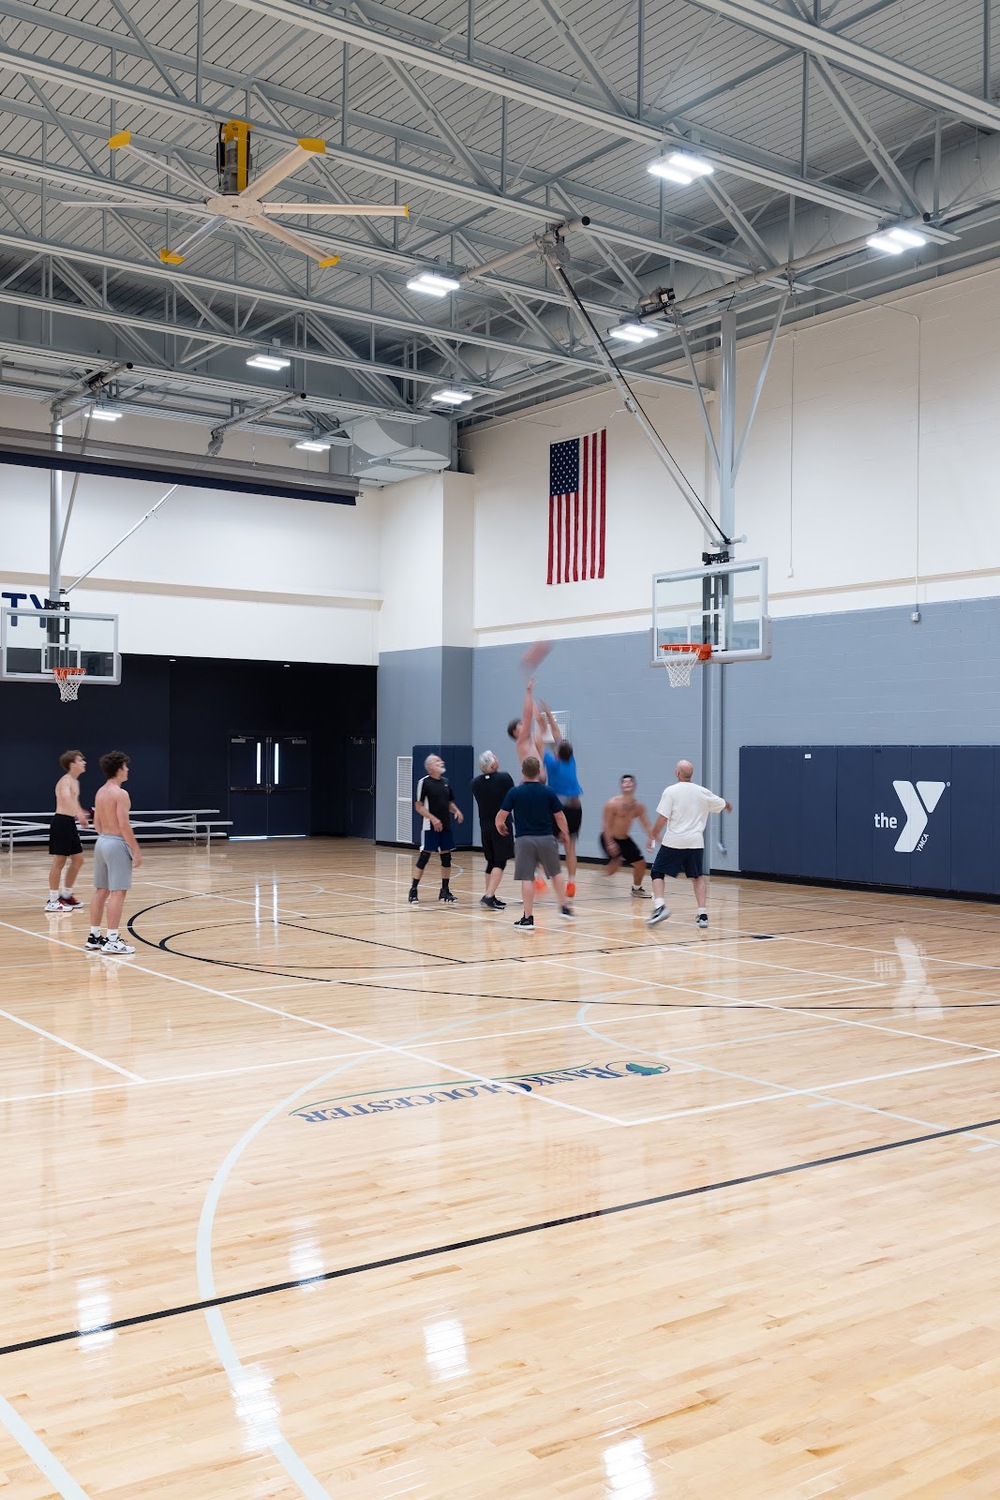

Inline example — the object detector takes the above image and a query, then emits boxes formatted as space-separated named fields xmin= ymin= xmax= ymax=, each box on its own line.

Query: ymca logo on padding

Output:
xmin=881 ymin=780 xmax=947 ymax=853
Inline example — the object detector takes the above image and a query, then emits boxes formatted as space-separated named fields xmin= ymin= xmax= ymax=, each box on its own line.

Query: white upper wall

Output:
xmin=0 ymin=392 xmax=383 ymax=664
xmin=465 ymin=259 xmax=1000 ymax=645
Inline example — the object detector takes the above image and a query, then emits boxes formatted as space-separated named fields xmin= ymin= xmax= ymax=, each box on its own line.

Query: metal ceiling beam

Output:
xmin=0 ymin=227 xmax=696 ymax=386
xmin=190 ymin=0 xmax=895 ymax=220
xmin=0 ymin=51 xmax=761 ymax=277
xmin=683 ymin=0 xmax=1000 ymax=133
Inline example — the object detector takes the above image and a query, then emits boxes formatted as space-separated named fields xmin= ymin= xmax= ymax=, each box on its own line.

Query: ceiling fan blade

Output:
xmin=258 ymin=217 xmax=340 ymax=267
xmin=260 ymin=203 xmax=410 ymax=217
xmin=242 ymin=138 xmax=326 ymax=202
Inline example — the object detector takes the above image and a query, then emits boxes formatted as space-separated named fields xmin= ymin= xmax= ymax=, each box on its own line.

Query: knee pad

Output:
xmin=440 ymin=852 xmax=452 ymax=869
xmin=416 ymin=851 xmax=431 ymax=870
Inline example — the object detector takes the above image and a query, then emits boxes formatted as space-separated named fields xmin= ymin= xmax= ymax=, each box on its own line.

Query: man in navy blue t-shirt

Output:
xmin=496 ymin=756 xmax=573 ymax=930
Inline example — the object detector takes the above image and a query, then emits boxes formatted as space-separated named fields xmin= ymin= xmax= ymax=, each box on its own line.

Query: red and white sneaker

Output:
xmin=58 ymin=895 xmax=82 ymax=909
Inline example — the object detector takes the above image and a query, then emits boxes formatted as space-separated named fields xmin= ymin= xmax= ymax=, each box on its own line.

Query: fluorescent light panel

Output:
xmin=90 ymin=408 xmax=122 ymax=421
xmin=246 ymin=352 xmax=291 ymax=370
xmin=648 ymin=151 xmax=714 ymax=186
xmin=866 ymin=226 xmax=927 ymax=255
xmin=295 ymin=439 xmax=332 ymax=451
xmin=430 ymin=389 xmax=473 ymax=405
xmin=407 ymin=271 xmax=461 ymax=296
xmin=610 ymin=321 xmax=659 ymax=343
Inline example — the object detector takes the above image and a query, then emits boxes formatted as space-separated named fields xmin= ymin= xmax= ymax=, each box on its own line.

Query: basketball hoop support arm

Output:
xmin=48 ymin=361 xmax=133 ymax=603
xmin=539 ymin=240 xmax=731 ymax=552
xmin=59 ymin=391 xmax=307 ymax=596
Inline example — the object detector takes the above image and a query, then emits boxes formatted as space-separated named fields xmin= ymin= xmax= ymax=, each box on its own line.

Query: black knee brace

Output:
xmin=416 ymin=851 xmax=431 ymax=870
xmin=440 ymin=852 xmax=452 ymax=869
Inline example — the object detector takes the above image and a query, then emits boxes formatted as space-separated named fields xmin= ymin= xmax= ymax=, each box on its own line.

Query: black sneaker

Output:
xmin=696 ymin=912 xmax=709 ymax=928
xmin=490 ymin=897 xmax=506 ymax=910
xmin=646 ymin=905 xmax=671 ymax=927
xmin=480 ymin=895 xmax=495 ymax=909
xmin=559 ymin=906 xmax=575 ymax=919
xmin=84 ymin=932 xmax=106 ymax=952
xmin=407 ymin=888 xmax=419 ymax=904
xmin=439 ymin=888 xmax=458 ymax=903
xmin=513 ymin=915 xmax=535 ymax=931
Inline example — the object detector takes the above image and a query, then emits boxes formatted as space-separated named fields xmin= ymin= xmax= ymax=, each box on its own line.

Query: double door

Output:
xmin=229 ymin=733 xmax=310 ymax=837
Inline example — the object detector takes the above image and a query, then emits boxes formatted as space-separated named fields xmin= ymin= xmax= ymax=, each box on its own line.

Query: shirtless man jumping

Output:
xmin=600 ymin=774 xmax=654 ymax=899
xmin=86 ymin=750 xmax=142 ymax=956
xmin=506 ymin=677 xmax=548 ymax=782
xmin=45 ymin=749 xmax=90 ymax=912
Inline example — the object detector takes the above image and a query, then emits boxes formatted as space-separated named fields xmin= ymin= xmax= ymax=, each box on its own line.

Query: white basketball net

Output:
xmin=53 ymin=669 xmax=86 ymax=702
xmin=660 ymin=647 xmax=708 ymax=688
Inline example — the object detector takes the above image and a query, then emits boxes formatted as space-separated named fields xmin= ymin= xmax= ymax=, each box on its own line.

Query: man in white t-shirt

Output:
xmin=645 ymin=760 xmax=731 ymax=929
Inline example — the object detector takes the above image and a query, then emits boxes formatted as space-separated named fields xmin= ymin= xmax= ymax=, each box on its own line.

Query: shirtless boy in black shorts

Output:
xmin=46 ymin=749 xmax=89 ymax=912
xmin=600 ymin=774 xmax=653 ymax=898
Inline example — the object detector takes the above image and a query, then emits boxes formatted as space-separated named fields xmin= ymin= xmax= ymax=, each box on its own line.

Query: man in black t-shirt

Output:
xmin=471 ymin=751 xmax=515 ymax=911
xmin=496 ymin=756 xmax=572 ymax=930
xmin=409 ymin=754 xmax=464 ymax=904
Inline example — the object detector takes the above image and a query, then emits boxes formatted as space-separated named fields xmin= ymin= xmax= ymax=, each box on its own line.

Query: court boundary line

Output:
xmin=5 ymin=1104 xmax=1000 ymax=1361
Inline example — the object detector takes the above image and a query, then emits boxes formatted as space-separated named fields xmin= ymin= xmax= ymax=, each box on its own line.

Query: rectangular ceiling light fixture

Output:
xmin=648 ymin=151 xmax=714 ymax=186
xmin=866 ymin=226 xmax=927 ymax=255
xmin=407 ymin=271 xmax=462 ymax=297
xmin=430 ymin=389 xmax=473 ymax=406
xmin=246 ymin=352 xmax=292 ymax=371
xmin=609 ymin=321 xmax=660 ymax=343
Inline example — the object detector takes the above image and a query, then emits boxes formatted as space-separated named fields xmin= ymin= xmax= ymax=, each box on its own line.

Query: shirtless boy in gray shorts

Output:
xmin=86 ymin=750 xmax=143 ymax=956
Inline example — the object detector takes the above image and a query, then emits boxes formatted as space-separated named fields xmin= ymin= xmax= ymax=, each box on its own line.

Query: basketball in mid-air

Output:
xmin=519 ymin=639 xmax=552 ymax=673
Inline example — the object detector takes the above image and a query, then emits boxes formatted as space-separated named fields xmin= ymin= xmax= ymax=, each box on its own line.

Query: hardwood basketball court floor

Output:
xmin=2 ymin=838 xmax=1000 ymax=1498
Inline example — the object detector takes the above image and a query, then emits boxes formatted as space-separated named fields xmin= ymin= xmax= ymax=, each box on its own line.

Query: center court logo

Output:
xmin=291 ymin=1059 xmax=669 ymax=1123
xmin=873 ymin=779 xmax=948 ymax=853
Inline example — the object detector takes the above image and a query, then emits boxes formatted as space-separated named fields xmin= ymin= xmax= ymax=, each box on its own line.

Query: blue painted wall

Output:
xmin=377 ymin=596 xmax=1000 ymax=868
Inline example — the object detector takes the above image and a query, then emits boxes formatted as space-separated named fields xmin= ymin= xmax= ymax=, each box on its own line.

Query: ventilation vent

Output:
xmin=396 ymin=755 xmax=413 ymax=842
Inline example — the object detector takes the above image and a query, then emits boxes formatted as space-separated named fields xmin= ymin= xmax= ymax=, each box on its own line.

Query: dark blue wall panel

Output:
xmin=740 ymin=744 xmax=997 ymax=896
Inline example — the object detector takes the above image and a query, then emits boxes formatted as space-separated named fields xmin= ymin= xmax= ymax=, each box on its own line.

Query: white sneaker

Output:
xmin=44 ymin=898 xmax=69 ymax=913
xmin=102 ymin=937 xmax=135 ymax=955
xmin=646 ymin=905 xmax=671 ymax=926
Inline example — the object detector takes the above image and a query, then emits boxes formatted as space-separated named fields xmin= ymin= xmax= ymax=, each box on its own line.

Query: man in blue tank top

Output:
xmin=539 ymin=702 xmax=582 ymax=898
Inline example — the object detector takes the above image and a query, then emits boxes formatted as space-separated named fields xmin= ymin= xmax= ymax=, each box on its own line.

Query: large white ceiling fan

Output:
xmin=70 ymin=120 xmax=409 ymax=268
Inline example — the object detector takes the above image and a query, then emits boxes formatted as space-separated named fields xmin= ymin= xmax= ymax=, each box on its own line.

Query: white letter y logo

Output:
xmin=892 ymin=780 xmax=947 ymax=853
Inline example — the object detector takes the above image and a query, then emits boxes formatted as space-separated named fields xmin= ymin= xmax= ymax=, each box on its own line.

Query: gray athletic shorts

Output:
xmin=93 ymin=834 xmax=133 ymax=891
xmin=514 ymin=834 xmax=561 ymax=882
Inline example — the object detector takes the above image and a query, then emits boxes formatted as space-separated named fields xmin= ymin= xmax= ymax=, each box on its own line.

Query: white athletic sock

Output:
xmin=90 ymin=926 xmax=101 ymax=938
xmin=107 ymin=929 xmax=118 ymax=941
xmin=60 ymin=888 xmax=73 ymax=899
xmin=652 ymin=899 xmax=664 ymax=912
xmin=49 ymin=889 xmax=60 ymax=901
xmin=697 ymin=907 xmax=707 ymax=916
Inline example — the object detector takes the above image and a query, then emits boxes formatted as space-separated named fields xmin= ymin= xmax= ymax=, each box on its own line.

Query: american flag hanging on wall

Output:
xmin=547 ymin=430 xmax=606 ymax=585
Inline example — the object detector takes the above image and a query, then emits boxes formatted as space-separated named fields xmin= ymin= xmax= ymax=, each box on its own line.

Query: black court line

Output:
xmin=5 ymin=1109 xmax=1000 ymax=1361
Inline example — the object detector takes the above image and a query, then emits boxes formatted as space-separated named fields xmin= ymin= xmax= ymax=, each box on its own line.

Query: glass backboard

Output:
xmin=1 ymin=608 xmax=120 ymax=683
xmin=652 ymin=557 xmax=770 ymax=664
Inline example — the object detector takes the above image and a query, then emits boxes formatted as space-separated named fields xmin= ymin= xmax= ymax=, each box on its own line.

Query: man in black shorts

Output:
xmin=496 ymin=756 xmax=572 ymax=930
xmin=646 ymin=759 xmax=731 ymax=928
xmin=600 ymin=775 xmax=654 ymax=897
xmin=471 ymin=751 xmax=514 ymax=910
xmin=46 ymin=748 xmax=90 ymax=912
xmin=408 ymin=754 xmax=464 ymax=904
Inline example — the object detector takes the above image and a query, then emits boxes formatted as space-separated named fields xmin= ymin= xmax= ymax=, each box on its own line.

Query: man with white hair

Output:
xmin=408 ymin=754 xmax=464 ymax=904
xmin=646 ymin=759 xmax=731 ymax=929
xmin=471 ymin=751 xmax=515 ymax=909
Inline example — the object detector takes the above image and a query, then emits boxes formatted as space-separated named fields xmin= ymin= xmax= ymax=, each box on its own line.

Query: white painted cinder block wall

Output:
xmin=466 ymin=260 xmax=1000 ymax=648
xmin=3 ymin=257 xmax=1000 ymax=670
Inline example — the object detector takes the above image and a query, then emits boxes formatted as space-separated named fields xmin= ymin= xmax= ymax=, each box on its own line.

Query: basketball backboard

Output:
xmin=1 ymin=608 xmax=120 ymax=683
xmin=652 ymin=557 xmax=770 ymax=664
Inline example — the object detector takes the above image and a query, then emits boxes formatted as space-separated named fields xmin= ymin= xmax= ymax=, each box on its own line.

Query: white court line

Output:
xmin=0 ymin=991 xmax=681 ymax=1104
xmin=0 ymin=1391 xmax=91 ymax=1499
xmin=783 ymin=930 xmax=1000 ymax=977
xmin=573 ymin=1002 xmax=1000 ymax=1142
xmin=0 ymin=919 xmax=625 ymax=1126
xmin=0 ymin=1001 xmax=144 ymax=1081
